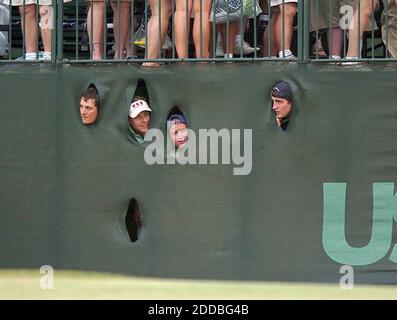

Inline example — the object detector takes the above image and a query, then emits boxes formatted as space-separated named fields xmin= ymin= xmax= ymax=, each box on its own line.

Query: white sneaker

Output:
xmin=41 ymin=52 xmax=51 ymax=61
xmin=278 ymin=53 xmax=296 ymax=59
xmin=278 ymin=50 xmax=296 ymax=59
xmin=233 ymin=41 xmax=260 ymax=55
xmin=24 ymin=52 xmax=38 ymax=61
xmin=343 ymin=57 xmax=361 ymax=65
xmin=284 ymin=53 xmax=296 ymax=59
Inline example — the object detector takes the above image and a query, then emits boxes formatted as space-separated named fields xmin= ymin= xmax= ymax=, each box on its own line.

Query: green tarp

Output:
xmin=0 ymin=62 xmax=396 ymax=284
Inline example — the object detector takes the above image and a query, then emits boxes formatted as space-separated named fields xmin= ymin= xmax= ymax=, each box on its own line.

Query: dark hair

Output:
xmin=271 ymin=93 xmax=292 ymax=104
xmin=81 ymin=85 xmax=100 ymax=109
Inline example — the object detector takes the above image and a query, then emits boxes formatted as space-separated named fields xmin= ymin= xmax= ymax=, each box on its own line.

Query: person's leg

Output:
xmin=19 ymin=4 xmax=38 ymax=59
xmin=192 ymin=0 xmax=211 ymax=58
xmin=174 ymin=0 xmax=192 ymax=59
xmin=311 ymin=31 xmax=327 ymax=57
xmin=87 ymin=0 xmax=104 ymax=60
xmin=347 ymin=0 xmax=379 ymax=58
xmin=234 ymin=17 xmax=246 ymax=52
xmin=111 ymin=1 xmax=131 ymax=59
xmin=274 ymin=2 xmax=296 ymax=57
xmin=327 ymin=27 xmax=343 ymax=58
xmin=220 ymin=21 xmax=236 ymax=57
xmin=263 ymin=11 xmax=278 ymax=57
xmin=39 ymin=5 xmax=52 ymax=59
xmin=145 ymin=0 xmax=171 ymax=64
xmin=125 ymin=34 xmax=133 ymax=58
xmin=234 ymin=16 xmax=260 ymax=55
xmin=209 ymin=24 xmax=223 ymax=57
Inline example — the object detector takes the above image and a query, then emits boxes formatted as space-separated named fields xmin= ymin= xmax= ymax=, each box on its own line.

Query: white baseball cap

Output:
xmin=129 ymin=99 xmax=152 ymax=118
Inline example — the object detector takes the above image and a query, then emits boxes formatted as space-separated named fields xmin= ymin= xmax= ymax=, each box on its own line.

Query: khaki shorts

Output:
xmin=382 ymin=0 xmax=397 ymax=57
xmin=271 ymin=0 xmax=298 ymax=7
xmin=309 ymin=0 xmax=344 ymax=31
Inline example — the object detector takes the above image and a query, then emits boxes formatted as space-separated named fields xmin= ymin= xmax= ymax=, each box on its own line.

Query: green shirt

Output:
xmin=128 ymin=126 xmax=145 ymax=145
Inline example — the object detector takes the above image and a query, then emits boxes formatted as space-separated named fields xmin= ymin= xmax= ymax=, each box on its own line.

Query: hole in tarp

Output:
xmin=133 ymin=79 xmax=150 ymax=105
xmin=166 ymin=106 xmax=189 ymax=150
xmin=125 ymin=198 xmax=143 ymax=243
xmin=270 ymin=80 xmax=293 ymax=132
xmin=167 ymin=106 xmax=184 ymax=120
xmin=128 ymin=79 xmax=152 ymax=145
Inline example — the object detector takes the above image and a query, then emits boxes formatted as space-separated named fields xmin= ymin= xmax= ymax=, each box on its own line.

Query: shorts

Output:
xmin=271 ymin=0 xmax=298 ymax=7
xmin=4 ymin=0 xmax=71 ymax=6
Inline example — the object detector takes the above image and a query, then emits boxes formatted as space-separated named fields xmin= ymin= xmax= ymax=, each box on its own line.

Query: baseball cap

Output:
xmin=167 ymin=113 xmax=187 ymax=130
xmin=271 ymin=81 xmax=292 ymax=101
xmin=129 ymin=99 xmax=152 ymax=118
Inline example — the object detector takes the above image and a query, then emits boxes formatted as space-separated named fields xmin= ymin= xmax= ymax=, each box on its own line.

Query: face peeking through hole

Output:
xmin=129 ymin=111 xmax=151 ymax=137
xmin=271 ymin=96 xmax=292 ymax=126
xmin=169 ymin=122 xmax=188 ymax=149
xmin=80 ymin=98 xmax=98 ymax=125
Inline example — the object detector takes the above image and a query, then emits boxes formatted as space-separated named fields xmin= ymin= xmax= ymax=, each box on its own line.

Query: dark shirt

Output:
xmin=279 ymin=117 xmax=289 ymax=131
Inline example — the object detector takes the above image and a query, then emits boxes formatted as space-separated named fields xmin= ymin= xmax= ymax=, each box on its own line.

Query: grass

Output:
xmin=0 ymin=269 xmax=396 ymax=300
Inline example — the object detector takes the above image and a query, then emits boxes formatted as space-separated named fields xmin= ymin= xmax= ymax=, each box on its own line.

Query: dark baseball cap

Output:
xmin=271 ymin=81 xmax=292 ymax=101
xmin=167 ymin=113 xmax=187 ymax=131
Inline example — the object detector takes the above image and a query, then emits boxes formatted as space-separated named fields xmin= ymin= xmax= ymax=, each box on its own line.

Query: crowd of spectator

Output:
xmin=1 ymin=0 xmax=397 ymax=61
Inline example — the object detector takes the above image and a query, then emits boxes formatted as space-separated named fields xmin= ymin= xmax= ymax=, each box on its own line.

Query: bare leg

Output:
xmin=220 ymin=21 xmax=236 ymax=56
xmin=208 ymin=24 xmax=220 ymax=58
xmin=125 ymin=37 xmax=133 ymax=58
xmin=111 ymin=1 xmax=131 ymax=59
xmin=87 ymin=1 xmax=104 ymax=60
xmin=327 ymin=27 xmax=343 ymax=58
xmin=347 ymin=0 xmax=378 ymax=58
xmin=274 ymin=3 xmax=296 ymax=56
xmin=39 ymin=5 xmax=52 ymax=54
xmin=236 ymin=17 xmax=247 ymax=38
xmin=234 ymin=16 xmax=247 ymax=52
xmin=145 ymin=0 xmax=171 ymax=65
xmin=175 ymin=0 xmax=193 ymax=59
xmin=193 ymin=0 xmax=212 ymax=58
xmin=19 ymin=4 xmax=38 ymax=54
xmin=263 ymin=13 xmax=278 ymax=57
xmin=125 ymin=13 xmax=133 ymax=58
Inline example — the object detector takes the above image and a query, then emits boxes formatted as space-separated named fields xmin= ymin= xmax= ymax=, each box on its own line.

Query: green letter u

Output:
xmin=323 ymin=183 xmax=397 ymax=265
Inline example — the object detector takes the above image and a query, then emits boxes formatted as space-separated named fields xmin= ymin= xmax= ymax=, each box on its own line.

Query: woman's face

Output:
xmin=169 ymin=123 xmax=188 ymax=149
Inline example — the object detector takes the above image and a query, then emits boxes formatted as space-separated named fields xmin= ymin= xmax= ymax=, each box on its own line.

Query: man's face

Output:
xmin=129 ymin=111 xmax=151 ymax=136
xmin=272 ymin=96 xmax=292 ymax=123
xmin=169 ymin=123 xmax=188 ymax=149
xmin=80 ymin=98 xmax=98 ymax=125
